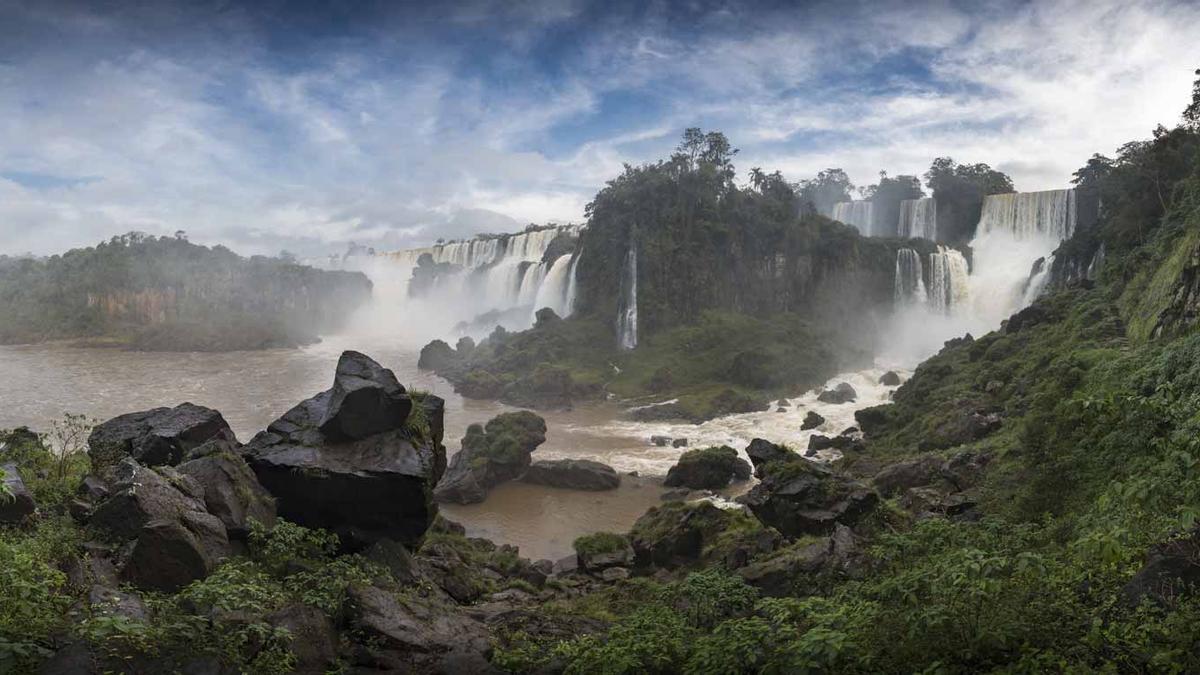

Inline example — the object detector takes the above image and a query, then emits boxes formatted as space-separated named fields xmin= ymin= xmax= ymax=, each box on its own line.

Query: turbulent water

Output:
xmin=898 ymin=197 xmax=937 ymax=240
xmin=832 ymin=200 xmax=876 ymax=236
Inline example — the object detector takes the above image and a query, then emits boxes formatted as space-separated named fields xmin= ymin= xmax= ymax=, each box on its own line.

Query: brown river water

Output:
xmin=0 ymin=332 xmax=903 ymax=559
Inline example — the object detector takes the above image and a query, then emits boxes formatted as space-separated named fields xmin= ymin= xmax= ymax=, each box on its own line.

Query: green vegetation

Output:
xmin=0 ymin=232 xmax=371 ymax=350
xmin=573 ymin=532 xmax=629 ymax=559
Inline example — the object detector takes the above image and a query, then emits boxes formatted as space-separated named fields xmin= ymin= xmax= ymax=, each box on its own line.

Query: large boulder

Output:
xmin=738 ymin=457 xmax=877 ymax=538
xmin=268 ymin=604 xmax=340 ymax=675
xmin=241 ymin=351 xmax=445 ymax=549
xmin=89 ymin=459 xmax=231 ymax=591
xmin=418 ymin=339 xmax=460 ymax=372
xmin=434 ymin=411 xmax=547 ymax=505
xmin=629 ymin=501 xmax=779 ymax=570
xmin=872 ymin=455 xmax=945 ymax=497
xmin=879 ymin=371 xmax=902 ymax=386
xmin=318 ymin=350 xmax=413 ymax=441
xmin=177 ymin=450 xmax=276 ymax=539
xmin=745 ymin=438 xmax=797 ymax=479
xmin=520 ymin=459 xmax=620 ymax=491
xmin=800 ymin=411 xmax=825 ymax=430
xmin=573 ymin=532 xmax=634 ymax=572
xmin=816 ymin=382 xmax=857 ymax=404
xmin=1121 ymin=527 xmax=1200 ymax=608
xmin=347 ymin=584 xmax=495 ymax=673
xmin=663 ymin=446 xmax=752 ymax=490
xmin=87 ymin=402 xmax=237 ymax=468
xmin=0 ymin=462 xmax=36 ymax=523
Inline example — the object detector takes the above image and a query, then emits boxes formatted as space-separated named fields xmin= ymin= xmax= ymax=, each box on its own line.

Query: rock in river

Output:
xmin=520 ymin=459 xmax=620 ymax=491
xmin=663 ymin=445 xmax=752 ymax=490
xmin=434 ymin=411 xmax=547 ymax=504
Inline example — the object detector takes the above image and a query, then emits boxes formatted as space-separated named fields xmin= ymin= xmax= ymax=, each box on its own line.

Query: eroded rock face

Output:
xmin=663 ymin=446 xmax=752 ymax=490
xmin=0 ymin=462 xmax=36 ymax=523
xmin=738 ymin=457 xmax=877 ymax=538
xmin=434 ymin=411 xmax=547 ymax=505
xmin=87 ymin=403 xmax=236 ymax=467
xmin=241 ymin=351 xmax=445 ymax=549
xmin=520 ymin=459 xmax=620 ymax=491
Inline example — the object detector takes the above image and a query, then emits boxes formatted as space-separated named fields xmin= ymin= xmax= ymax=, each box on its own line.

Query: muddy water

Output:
xmin=0 ymin=335 xmax=905 ymax=560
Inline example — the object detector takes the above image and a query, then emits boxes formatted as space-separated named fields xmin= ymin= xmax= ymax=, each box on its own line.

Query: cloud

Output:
xmin=0 ymin=0 xmax=1197 ymax=257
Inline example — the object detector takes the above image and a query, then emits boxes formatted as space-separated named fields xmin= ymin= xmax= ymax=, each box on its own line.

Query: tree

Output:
xmin=1184 ymin=68 xmax=1200 ymax=129
xmin=1071 ymin=154 xmax=1114 ymax=192
xmin=797 ymin=169 xmax=854 ymax=216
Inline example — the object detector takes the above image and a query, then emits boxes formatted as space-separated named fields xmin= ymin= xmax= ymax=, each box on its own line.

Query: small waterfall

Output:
xmin=894 ymin=248 xmax=927 ymax=305
xmin=616 ymin=244 xmax=638 ymax=350
xmin=532 ymin=254 xmax=575 ymax=319
xmin=832 ymin=200 xmax=876 ymax=236
xmin=1087 ymin=243 xmax=1106 ymax=280
xmin=977 ymin=189 xmax=1077 ymax=240
xmin=1021 ymin=255 xmax=1053 ymax=306
xmin=563 ymin=253 xmax=581 ymax=316
xmin=928 ymin=246 xmax=969 ymax=314
xmin=897 ymin=198 xmax=937 ymax=240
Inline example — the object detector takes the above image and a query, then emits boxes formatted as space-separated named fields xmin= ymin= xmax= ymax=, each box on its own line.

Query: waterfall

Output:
xmin=563 ymin=254 xmax=580 ymax=316
xmin=616 ymin=244 xmax=638 ymax=350
xmin=898 ymin=198 xmax=937 ymax=240
xmin=1087 ymin=243 xmax=1106 ymax=280
xmin=532 ymin=254 xmax=575 ymax=319
xmin=928 ymin=246 xmax=969 ymax=315
xmin=977 ymin=189 xmax=1077 ymax=241
xmin=831 ymin=200 xmax=876 ymax=236
xmin=894 ymin=249 xmax=927 ymax=305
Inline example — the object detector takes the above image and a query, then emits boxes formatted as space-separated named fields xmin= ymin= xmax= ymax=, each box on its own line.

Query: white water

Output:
xmin=898 ymin=197 xmax=937 ymax=240
xmin=894 ymin=248 xmax=927 ymax=305
xmin=832 ymin=200 xmax=876 ymax=236
xmin=928 ymin=246 xmax=970 ymax=315
xmin=616 ymin=244 xmax=638 ymax=350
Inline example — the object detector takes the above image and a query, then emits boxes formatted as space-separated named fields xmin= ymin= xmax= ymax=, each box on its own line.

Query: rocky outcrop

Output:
xmin=268 ymin=604 xmax=340 ymax=675
xmin=242 ymin=351 xmax=444 ymax=549
xmin=879 ymin=371 xmax=902 ymax=386
xmin=738 ymin=456 xmax=877 ymax=538
xmin=433 ymin=411 xmax=547 ymax=505
xmin=629 ymin=501 xmax=780 ymax=570
xmin=816 ymin=382 xmax=857 ymax=404
xmin=177 ymin=450 xmax=276 ymax=539
xmin=737 ymin=524 xmax=864 ymax=596
xmin=520 ymin=459 xmax=620 ymax=491
xmin=347 ymin=584 xmax=495 ymax=673
xmin=801 ymin=411 xmax=825 ymax=430
xmin=0 ymin=462 xmax=36 ymax=523
xmin=574 ymin=533 xmax=634 ymax=572
xmin=87 ymin=402 xmax=236 ymax=468
xmin=745 ymin=438 xmax=797 ymax=478
xmin=872 ymin=455 xmax=944 ymax=497
xmin=418 ymin=339 xmax=459 ymax=372
xmin=663 ymin=446 xmax=752 ymax=490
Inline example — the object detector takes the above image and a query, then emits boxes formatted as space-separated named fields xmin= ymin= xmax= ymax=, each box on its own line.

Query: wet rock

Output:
xmin=738 ymin=457 xmax=877 ymax=538
xmin=985 ymin=379 xmax=1004 ymax=394
xmin=268 ymin=604 xmax=339 ymax=675
xmin=434 ymin=411 xmax=547 ymax=505
xmin=651 ymin=435 xmax=671 ymax=446
xmin=552 ymin=554 xmax=578 ymax=576
xmin=348 ymin=584 xmax=495 ymax=674
xmin=776 ymin=399 xmax=791 ymax=408
xmin=0 ymin=462 xmax=36 ymax=523
xmin=242 ymin=352 xmax=445 ymax=549
xmin=318 ymin=350 xmax=413 ymax=441
xmin=879 ymin=371 xmax=902 ymax=386
xmin=630 ymin=501 xmax=766 ymax=569
xmin=745 ymin=438 xmax=798 ymax=479
xmin=177 ymin=451 xmax=276 ymax=539
xmin=663 ymin=446 xmax=752 ymax=490
xmin=88 ymin=402 xmax=237 ymax=468
xmin=816 ymin=382 xmax=857 ymax=404
xmin=520 ymin=459 xmax=620 ymax=491
xmin=807 ymin=434 xmax=851 ymax=452
xmin=672 ymin=437 xmax=689 ymax=448
xmin=121 ymin=511 xmax=231 ymax=592
xmin=418 ymin=339 xmax=459 ymax=372
xmin=801 ymin=411 xmax=825 ymax=430
xmin=365 ymin=538 xmax=421 ymax=585
xmin=737 ymin=539 xmax=830 ymax=597
xmin=1121 ymin=527 xmax=1200 ymax=608
xmin=853 ymin=406 xmax=890 ymax=435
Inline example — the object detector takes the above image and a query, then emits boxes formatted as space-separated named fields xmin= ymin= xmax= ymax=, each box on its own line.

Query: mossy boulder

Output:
xmin=738 ymin=457 xmax=877 ymax=538
xmin=663 ymin=446 xmax=752 ymax=490
xmin=573 ymin=532 xmax=634 ymax=572
xmin=434 ymin=411 xmax=548 ymax=504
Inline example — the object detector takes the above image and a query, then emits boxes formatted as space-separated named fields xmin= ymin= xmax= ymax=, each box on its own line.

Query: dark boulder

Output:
xmin=574 ymin=532 xmax=634 ymax=572
xmin=434 ymin=411 xmax=547 ymax=505
xmin=268 ymin=604 xmax=339 ymax=675
xmin=0 ymin=462 xmax=36 ymax=523
xmin=737 ymin=539 xmax=830 ymax=597
xmin=520 ymin=459 xmax=620 ymax=491
xmin=800 ymin=411 xmax=825 ymax=430
xmin=347 ymin=584 xmax=495 ymax=673
xmin=672 ymin=437 xmax=689 ymax=448
xmin=745 ymin=438 xmax=797 ymax=478
xmin=808 ymin=434 xmax=851 ymax=452
xmin=1005 ymin=303 xmax=1049 ymax=333
xmin=663 ymin=446 xmax=752 ymax=490
xmin=88 ymin=402 xmax=236 ymax=468
xmin=364 ymin=538 xmax=421 ymax=585
xmin=242 ymin=351 xmax=444 ymax=549
xmin=854 ymin=405 xmax=891 ymax=435
xmin=418 ymin=339 xmax=459 ymax=372
xmin=1121 ymin=527 xmax=1200 ymax=608
xmin=318 ymin=350 xmax=413 ymax=441
xmin=177 ymin=451 xmax=276 ymax=539
xmin=879 ymin=371 xmax=902 ymax=386
xmin=738 ymin=457 xmax=877 ymax=538
xmin=816 ymin=382 xmax=857 ymax=404
xmin=651 ymin=435 xmax=671 ymax=446
xmin=629 ymin=501 xmax=778 ymax=570
xmin=872 ymin=455 xmax=944 ymax=497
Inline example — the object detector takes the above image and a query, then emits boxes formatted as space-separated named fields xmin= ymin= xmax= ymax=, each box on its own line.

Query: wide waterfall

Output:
xmin=832 ymin=200 xmax=876 ymax=237
xmin=928 ymin=246 xmax=970 ymax=314
xmin=894 ymin=249 xmax=927 ymax=304
xmin=616 ymin=244 xmax=638 ymax=350
xmin=977 ymin=189 xmax=1077 ymax=241
xmin=898 ymin=198 xmax=937 ymax=240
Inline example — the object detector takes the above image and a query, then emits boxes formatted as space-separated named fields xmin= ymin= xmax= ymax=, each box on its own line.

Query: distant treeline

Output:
xmin=0 ymin=233 xmax=372 ymax=351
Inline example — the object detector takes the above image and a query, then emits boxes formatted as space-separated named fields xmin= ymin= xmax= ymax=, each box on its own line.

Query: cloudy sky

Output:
xmin=1 ymin=0 xmax=1198 ymax=257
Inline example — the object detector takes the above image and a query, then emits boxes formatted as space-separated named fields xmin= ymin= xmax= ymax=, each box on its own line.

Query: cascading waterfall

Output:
xmin=563 ymin=253 xmax=581 ymax=317
xmin=976 ymin=189 xmax=1077 ymax=240
xmin=894 ymin=248 xmax=927 ymax=304
xmin=832 ymin=200 xmax=876 ymax=236
xmin=616 ymin=244 xmax=638 ymax=350
xmin=531 ymin=253 xmax=576 ymax=320
xmin=897 ymin=197 xmax=937 ymax=240
xmin=928 ymin=246 xmax=970 ymax=314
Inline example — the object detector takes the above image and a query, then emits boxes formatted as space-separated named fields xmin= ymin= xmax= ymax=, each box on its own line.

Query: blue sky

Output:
xmin=1 ymin=0 xmax=1199 ymax=256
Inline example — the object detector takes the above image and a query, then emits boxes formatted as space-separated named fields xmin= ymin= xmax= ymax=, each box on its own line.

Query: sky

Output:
xmin=1 ymin=0 xmax=1198 ymax=258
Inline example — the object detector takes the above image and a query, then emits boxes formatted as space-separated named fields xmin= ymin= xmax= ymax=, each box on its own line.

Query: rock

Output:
xmin=776 ymin=399 xmax=791 ymax=408
xmin=242 ymin=352 xmax=445 ymax=549
xmin=434 ymin=411 xmax=547 ymax=505
xmin=177 ymin=451 xmax=275 ymax=539
xmin=416 ymin=540 xmax=491 ymax=604
xmin=738 ymin=457 xmax=878 ymax=538
xmin=629 ymin=501 xmax=755 ymax=569
xmin=364 ymin=538 xmax=421 ymax=585
xmin=672 ymin=437 xmax=689 ymax=448
xmin=873 ymin=456 xmax=945 ymax=497
xmin=737 ymin=539 xmax=830 ymax=597
xmin=0 ymin=462 xmax=36 ymax=523
xmin=663 ymin=446 xmax=752 ymax=490
xmin=879 ymin=371 xmax=902 ymax=386
xmin=348 ymin=584 xmax=495 ymax=674
xmin=816 ymin=382 xmax=857 ymax=404
xmin=268 ymin=604 xmax=339 ymax=674
xmin=651 ymin=435 xmax=671 ymax=447
xmin=429 ymin=515 xmax=466 ymax=536
xmin=88 ymin=584 xmax=150 ymax=622
xmin=853 ymin=406 xmax=890 ymax=435
xmin=121 ymin=511 xmax=231 ymax=592
xmin=91 ymin=459 xmax=210 ymax=538
xmin=801 ymin=411 xmax=825 ymax=430
xmin=552 ymin=554 xmax=578 ymax=576
xmin=318 ymin=350 xmax=413 ymax=441
xmin=78 ymin=475 xmax=110 ymax=501
xmin=1121 ymin=527 xmax=1200 ymax=608
xmin=418 ymin=339 xmax=459 ymax=371
xmin=88 ymin=402 xmax=236 ymax=468
xmin=599 ymin=567 xmax=630 ymax=582
xmin=520 ymin=459 xmax=620 ymax=491
xmin=575 ymin=533 xmax=634 ymax=572
xmin=807 ymin=434 xmax=850 ymax=452
xmin=744 ymin=438 xmax=797 ymax=479
xmin=1005 ymin=303 xmax=1049 ymax=333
